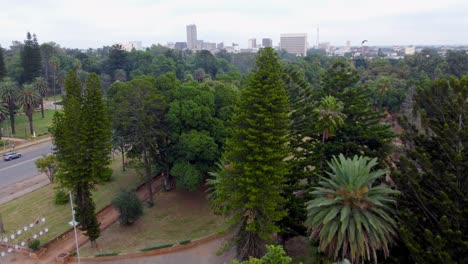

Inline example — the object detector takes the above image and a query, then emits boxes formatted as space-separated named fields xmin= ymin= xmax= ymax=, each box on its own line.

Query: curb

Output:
xmin=69 ymin=232 xmax=232 ymax=262
xmin=0 ymin=136 xmax=52 ymax=154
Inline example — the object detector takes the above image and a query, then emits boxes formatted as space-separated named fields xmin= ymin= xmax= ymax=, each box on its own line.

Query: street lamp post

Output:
xmin=68 ymin=191 xmax=81 ymax=264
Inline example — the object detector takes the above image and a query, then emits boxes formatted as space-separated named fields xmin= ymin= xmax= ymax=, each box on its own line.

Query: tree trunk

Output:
xmin=40 ymin=99 xmax=45 ymax=118
xmin=9 ymin=102 xmax=15 ymax=135
xmin=0 ymin=213 xmax=4 ymax=233
xmin=120 ymin=143 xmax=125 ymax=172
xmin=28 ymin=111 xmax=34 ymax=135
xmin=143 ymin=146 xmax=153 ymax=207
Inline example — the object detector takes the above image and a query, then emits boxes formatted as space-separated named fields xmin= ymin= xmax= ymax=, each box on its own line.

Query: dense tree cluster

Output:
xmin=1 ymin=32 xmax=467 ymax=263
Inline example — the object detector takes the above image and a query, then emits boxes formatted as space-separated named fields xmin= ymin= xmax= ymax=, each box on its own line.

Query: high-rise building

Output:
xmin=262 ymin=38 xmax=273 ymax=48
xmin=280 ymin=33 xmax=308 ymax=55
xmin=121 ymin=41 xmax=143 ymax=52
xmin=174 ymin=42 xmax=187 ymax=50
xmin=217 ymin=42 xmax=224 ymax=49
xmin=186 ymin=24 xmax=197 ymax=50
xmin=203 ymin=42 xmax=217 ymax=51
xmin=248 ymin=38 xmax=257 ymax=49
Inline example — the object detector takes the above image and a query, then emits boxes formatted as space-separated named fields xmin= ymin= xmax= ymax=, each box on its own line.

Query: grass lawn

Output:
xmin=79 ymin=186 xmax=227 ymax=256
xmin=0 ymin=156 xmax=142 ymax=248
xmin=0 ymin=109 xmax=59 ymax=139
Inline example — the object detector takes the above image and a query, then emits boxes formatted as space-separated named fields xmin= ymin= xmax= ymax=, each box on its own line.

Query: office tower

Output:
xmin=280 ymin=33 xmax=308 ymax=55
xmin=262 ymin=38 xmax=273 ymax=48
xmin=174 ymin=42 xmax=187 ymax=50
xmin=217 ymin=42 xmax=224 ymax=49
xmin=203 ymin=42 xmax=217 ymax=51
xmin=248 ymin=38 xmax=257 ymax=49
xmin=186 ymin=24 xmax=198 ymax=50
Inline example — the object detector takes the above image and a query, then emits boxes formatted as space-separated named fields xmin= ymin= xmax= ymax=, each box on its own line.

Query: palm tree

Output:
xmin=313 ymin=96 xmax=347 ymax=142
xmin=0 ymin=98 xmax=8 ymax=140
xmin=17 ymin=84 xmax=41 ymax=135
xmin=0 ymin=78 xmax=18 ymax=134
xmin=33 ymin=77 xmax=48 ymax=118
xmin=305 ymin=154 xmax=399 ymax=264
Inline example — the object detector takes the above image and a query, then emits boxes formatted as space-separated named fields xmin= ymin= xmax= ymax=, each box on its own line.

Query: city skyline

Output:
xmin=1 ymin=0 xmax=468 ymax=49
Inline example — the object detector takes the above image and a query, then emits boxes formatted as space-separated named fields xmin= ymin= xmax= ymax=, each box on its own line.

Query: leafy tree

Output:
xmin=33 ymin=77 xmax=48 ymax=118
xmin=20 ymin=32 xmax=42 ymax=83
xmin=306 ymin=154 xmax=399 ymax=263
xmin=0 ymin=78 xmax=18 ymax=134
xmin=17 ymin=84 xmax=41 ymax=135
xmin=314 ymin=96 xmax=346 ymax=142
xmin=113 ymin=69 xmax=127 ymax=82
xmin=446 ymin=50 xmax=468 ymax=78
xmin=232 ymin=245 xmax=292 ymax=264
xmin=106 ymin=44 xmax=128 ymax=80
xmin=109 ymin=77 xmax=167 ymax=205
xmin=112 ymin=190 xmax=143 ymax=225
xmin=193 ymin=50 xmax=218 ymax=78
xmin=40 ymin=42 xmax=58 ymax=90
xmin=209 ymin=48 xmax=290 ymax=259
xmin=393 ymin=76 xmax=468 ymax=263
xmin=0 ymin=45 xmax=6 ymax=79
xmin=51 ymin=71 xmax=111 ymax=247
xmin=35 ymin=154 xmax=58 ymax=182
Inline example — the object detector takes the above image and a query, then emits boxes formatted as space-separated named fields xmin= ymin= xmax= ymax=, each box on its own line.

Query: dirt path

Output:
xmin=7 ymin=177 xmax=163 ymax=264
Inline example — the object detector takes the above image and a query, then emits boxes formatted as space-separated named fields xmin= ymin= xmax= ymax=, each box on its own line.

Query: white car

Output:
xmin=3 ymin=152 xmax=22 ymax=161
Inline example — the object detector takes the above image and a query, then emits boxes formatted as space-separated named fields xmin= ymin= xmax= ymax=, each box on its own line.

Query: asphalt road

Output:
xmin=0 ymin=141 xmax=53 ymax=189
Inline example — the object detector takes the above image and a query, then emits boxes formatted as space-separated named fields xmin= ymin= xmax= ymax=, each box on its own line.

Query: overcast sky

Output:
xmin=1 ymin=0 xmax=468 ymax=49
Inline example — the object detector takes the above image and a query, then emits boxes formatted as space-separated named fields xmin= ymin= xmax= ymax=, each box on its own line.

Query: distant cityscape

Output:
xmin=118 ymin=24 xmax=468 ymax=59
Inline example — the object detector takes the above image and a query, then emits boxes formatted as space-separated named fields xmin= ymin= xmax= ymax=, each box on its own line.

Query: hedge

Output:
xmin=179 ymin=240 xmax=191 ymax=245
xmin=95 ymin=252 xmax=119 ymax=257
xmin=140 ymin=243 xmax=173 ymax=252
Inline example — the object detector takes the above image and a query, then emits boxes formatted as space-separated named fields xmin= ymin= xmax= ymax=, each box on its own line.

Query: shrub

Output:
xmin=28 ymin=239 xmax=40 ymax=251
xmin=140 ymin=244 xmax=173 ymax=252
xmin=102 ymin=167 xmax=113 ymax=182
xmin=112 ymin=190 xmax=143 ymax=225
xmin=54 ymin=189 xmax=69 ymax=205
xmin=179 ymin=240 xmax=191 ymax=245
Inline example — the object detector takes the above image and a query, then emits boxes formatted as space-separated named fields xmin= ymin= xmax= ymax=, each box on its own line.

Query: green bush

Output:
xmin=140 ymin=244 xmax=173 ymax=252
xmin=102 ymin=167 xmax=113 ymax=182
xmin=112 ymin=190 xmax=143 ymax=225
xmin=179 ymin=240 xmax=191 ymax=245
xmin=54 ymin=189 xmax=69 ymax=205
xmin=95 ymin=252 xmax=119 ymax=257
xmin=28 ymin=239 xmax=40 ymax=251
xmin=170 ymin=161 xmax=202 ymax=191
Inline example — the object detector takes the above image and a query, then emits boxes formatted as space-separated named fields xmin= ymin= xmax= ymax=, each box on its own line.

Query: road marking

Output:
xmin=0 ymin=157 xmax=43 ymax=173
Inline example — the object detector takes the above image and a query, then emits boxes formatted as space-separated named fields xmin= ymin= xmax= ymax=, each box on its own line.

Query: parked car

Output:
xmin=3 ymin=152 xmax=22 ymax=161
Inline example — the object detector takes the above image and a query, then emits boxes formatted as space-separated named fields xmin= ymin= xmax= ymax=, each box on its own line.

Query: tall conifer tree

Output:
xmin=51 ymin=71 xmax=111 ymax=247
xmin=21 ymin=32 xmax=42 ymax=83
xmin=209 ymin=48 xmax=290 ymax=259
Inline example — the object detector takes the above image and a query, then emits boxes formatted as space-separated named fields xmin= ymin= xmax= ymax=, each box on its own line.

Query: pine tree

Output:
xmin=393 ymin=76 xmax=467 ymax=263
xmin=50 ymin=71 xmax=111 ymax=247
xmin=21 ymin=32 xmax=42 ymax=83
xmin=209 ymin=48 xmax=290 ymax=259
xmin=0 ymin=46 xmax=6 ymax=79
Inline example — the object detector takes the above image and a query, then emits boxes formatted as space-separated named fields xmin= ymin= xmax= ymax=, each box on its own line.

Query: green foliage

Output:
xmin=306 ymin=154 xmax=399 ymax=263
xmin=140 ymin=243 xmax=173 ymax=252
xmin=0 ymin=46 xmax=5 ymax=79
xmin=0 ymin=77 xmax=18 ymax=134
xmin=54 ymin=189 xmax=69 ymax=205
xmin=193 ymin=50 xmax=218 ymax=78
xmin=20 ymin=32 xmax=42 ymax=83
xmin=313 ymin=96 xmax=346 ymax=142
xmin=393 ymin=76 xmax=468 ymax=263
xmin=108 ymin=76 xmax=168 ymax=202
xmin=112 ymin=190 xmax=143 ymax=225
xmin=209 ymin=48 xmax=290 ymax=259
xmin=170 ymin=160 xmax=202 ymax=192
xmin=17 ymin=83 xmax=41 ymax=134
xmin=231 ymin=245 xmax=292 ymax=264
xmin=27 ymin=239 xmax=40 ymax=251
xmin=50 ymin=71 xmax=111 ymax=243
xmin=35 ymin=154 xmax=58 ymax=182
